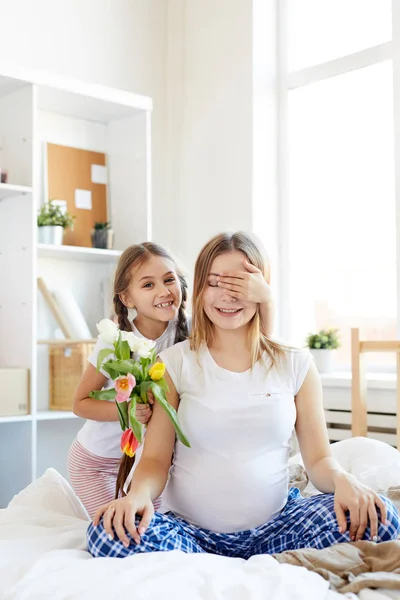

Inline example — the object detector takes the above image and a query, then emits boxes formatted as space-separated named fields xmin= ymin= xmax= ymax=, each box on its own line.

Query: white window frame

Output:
xmin=277 ymin=1 xmax=400 ymax=364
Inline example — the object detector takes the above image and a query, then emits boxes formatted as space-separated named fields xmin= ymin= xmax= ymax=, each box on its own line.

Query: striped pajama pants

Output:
xmin=67 ymin=440 xmax=120 ymax=519
xmin=67 ymin=439 xmax=161 ymax=519
xmin=87 ymin=487 xmax=400 ymax=558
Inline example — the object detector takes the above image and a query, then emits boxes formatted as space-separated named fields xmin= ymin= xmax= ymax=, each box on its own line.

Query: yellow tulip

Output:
xmin=149 ymin=362 xmax=166 ymax=381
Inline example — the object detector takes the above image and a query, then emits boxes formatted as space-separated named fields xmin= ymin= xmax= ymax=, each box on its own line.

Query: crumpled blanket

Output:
xmin=274 ymin=539 xmax=400 ymax=595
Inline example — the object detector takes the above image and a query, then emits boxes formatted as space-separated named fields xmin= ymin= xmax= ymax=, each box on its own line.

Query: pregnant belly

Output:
xmin=161 ymin=451 xmax=289 ymax=533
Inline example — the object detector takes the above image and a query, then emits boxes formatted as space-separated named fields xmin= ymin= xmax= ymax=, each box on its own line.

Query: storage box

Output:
xmin=0 ymin=368 xmax=30 ymax=416
xmin=49 ymin=341 xmax=96 ymax=411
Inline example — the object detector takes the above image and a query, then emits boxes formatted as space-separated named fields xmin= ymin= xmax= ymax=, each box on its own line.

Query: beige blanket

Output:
xmin=282 ymin=465 xmax=400 ymax=594
xmin=274 ymin=539 xmax=400 ymax=594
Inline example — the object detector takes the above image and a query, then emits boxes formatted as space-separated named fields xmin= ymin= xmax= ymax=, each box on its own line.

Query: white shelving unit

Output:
xmin=0 ymin=64 xmax=152 ymax=507
xmin=37 ymin=243 xmax=123 ymax=262
xmin=0 ymin=414 xmax=33 ymax=424
xmin=36 ymin=410 xmax=78 ymax=421
xmin=0 ymin=183 xmax=33 ymax=200
xmin=0 ymin=411 xmax=78 ymax=424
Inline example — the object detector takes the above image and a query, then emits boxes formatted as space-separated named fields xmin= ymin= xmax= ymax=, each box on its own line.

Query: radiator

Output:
xmin=323 ymin=385 xmax=398 ymax=447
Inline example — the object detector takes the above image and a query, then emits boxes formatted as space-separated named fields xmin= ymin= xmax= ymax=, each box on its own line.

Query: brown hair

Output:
xmin=114 ymin=242 xmax=189 ymax=498
xmin=113 ymin=242 xmax=188 ymax=343
xmin=191 ymin=231 xmax=286 ymax=369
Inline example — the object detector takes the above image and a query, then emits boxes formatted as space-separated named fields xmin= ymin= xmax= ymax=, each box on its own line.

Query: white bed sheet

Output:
xmin=2 ymin=436 xmax=400 ymax=600
xmin=0 ymin=469 xmax=341 ymax=600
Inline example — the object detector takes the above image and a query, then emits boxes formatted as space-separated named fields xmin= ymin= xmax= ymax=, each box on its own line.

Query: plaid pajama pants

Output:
xmin=87 ymin=487 xmax=400 ymax=559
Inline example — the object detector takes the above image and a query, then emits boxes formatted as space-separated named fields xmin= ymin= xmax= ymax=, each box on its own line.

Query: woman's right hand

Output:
xmin=93 ymin=490 xmax=154 ymax=547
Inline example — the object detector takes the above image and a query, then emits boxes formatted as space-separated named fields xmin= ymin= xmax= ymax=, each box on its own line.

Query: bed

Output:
xmin=0 ymin=437 xmax=399 ymax=600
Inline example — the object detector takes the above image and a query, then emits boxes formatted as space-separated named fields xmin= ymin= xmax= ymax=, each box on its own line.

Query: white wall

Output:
xmin=166 ymin=0 xmax=253 ymax=271
xmin=1 ymin=0 xmax=169 ymax=244
xmin=166 ymin=0 xmax=278 ymax=278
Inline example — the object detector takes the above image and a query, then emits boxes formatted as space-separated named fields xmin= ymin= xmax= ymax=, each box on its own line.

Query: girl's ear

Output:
xmin=119 ymin=292 xmax=132 ymax=308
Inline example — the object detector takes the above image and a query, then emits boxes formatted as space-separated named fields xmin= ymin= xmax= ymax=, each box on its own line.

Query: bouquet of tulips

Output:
xmin=90 ymin=319 xmax=190 ymax=457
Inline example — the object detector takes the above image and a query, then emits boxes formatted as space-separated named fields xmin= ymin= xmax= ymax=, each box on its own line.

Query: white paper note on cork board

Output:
xmin=91 ymin=164 xmax=108 ymax=185
xmin=75 ymin=189 xmax=92 ymax=210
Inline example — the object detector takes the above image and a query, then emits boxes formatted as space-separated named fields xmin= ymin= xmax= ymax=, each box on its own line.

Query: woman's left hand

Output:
xmin=216 ymin=259 xmax=272 ymax=304
xmin=333 ymin=472 xmax=388 ymax=541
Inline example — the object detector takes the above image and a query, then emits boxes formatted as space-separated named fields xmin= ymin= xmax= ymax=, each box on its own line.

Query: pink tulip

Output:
xmin=114 ymin=373 xmax=136 ymax=403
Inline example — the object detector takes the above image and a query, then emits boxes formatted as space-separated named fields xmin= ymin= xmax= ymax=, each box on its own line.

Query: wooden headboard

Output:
xmin=351 ymin=328 xmax=400 ymax=449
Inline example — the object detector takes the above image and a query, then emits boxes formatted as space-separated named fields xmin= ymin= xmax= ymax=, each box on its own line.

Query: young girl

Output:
xmin=88 ymin=231 xmax=399 ymax=557
xmin=68 ymin=240 xmax=274 ymax=518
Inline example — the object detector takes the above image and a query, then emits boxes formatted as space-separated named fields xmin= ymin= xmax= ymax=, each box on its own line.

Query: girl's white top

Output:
xmin=158 ymin=340 xmax=313 ymax=533
xmin=76 ymin=317 xmax=184 ymax=458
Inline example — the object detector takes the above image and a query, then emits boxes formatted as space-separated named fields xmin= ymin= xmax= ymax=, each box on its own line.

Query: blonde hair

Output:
xmin=190 ymin=231 xmax=286 ymax=369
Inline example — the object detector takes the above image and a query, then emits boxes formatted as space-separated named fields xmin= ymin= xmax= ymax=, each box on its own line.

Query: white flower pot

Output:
xmin=310 ymin=349 xmax=335 ymax=373
xmin=38 ymin=225 xmax=64 ymax=245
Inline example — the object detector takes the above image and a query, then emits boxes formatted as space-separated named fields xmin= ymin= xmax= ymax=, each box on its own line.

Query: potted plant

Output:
xmin=305 ymin=328 xmax=340 ymax=374
xmin=91 ymin=221 xmax=113 ymax=249
xmin=37 ymin=201 xmax=75 ymax=246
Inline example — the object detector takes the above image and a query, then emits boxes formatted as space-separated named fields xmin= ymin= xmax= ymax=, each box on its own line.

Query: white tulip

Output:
xmin=96 ymin=319 xmax=119 ymax=344
xmin=136 ymin=338 xmax=156 ymax=358
xmin=120 ymin=331 xmax=155 ymax=358
xmin=120 ymin=330 xmax=138 ymax=351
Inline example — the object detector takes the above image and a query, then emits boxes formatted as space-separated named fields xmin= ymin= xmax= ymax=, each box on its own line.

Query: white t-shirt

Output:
xmin=76 ymin=316 xmax=190 ymax=458
xmin=158 ymin=340 xmax=313 ymax=533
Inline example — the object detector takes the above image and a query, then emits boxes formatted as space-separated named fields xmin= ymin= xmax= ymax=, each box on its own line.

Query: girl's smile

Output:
xmin=122 ymin=255 xmax=182 ymax=326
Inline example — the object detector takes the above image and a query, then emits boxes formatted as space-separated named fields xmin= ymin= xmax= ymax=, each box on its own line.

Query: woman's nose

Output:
xmin=219 ymin=287 xmax=236 ymax=302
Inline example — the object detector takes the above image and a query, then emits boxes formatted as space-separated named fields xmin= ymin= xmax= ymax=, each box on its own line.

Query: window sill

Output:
xmin=320 ymin=371 xmax=397 ymax=390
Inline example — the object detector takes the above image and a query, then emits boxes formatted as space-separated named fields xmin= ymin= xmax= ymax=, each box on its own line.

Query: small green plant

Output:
xmin=306 ymin=328 xmax=340 ymax=350
xmin=93 ymin=221 xmax=111 ymax=230
xmin=37 ymin=201 xmax=75 ymax=229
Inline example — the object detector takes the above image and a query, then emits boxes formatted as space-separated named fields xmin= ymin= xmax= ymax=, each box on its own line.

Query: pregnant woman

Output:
xmin=87 ymin=231 xmax=399 ymax=558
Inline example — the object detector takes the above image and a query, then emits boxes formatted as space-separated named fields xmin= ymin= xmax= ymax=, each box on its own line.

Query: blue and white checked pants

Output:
xmin=87 ymin=487 xmax=400 ymax=559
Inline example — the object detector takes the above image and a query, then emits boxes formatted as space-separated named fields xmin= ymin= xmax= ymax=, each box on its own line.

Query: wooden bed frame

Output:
xmin=351 ymin=328 xmax=400 ymax=449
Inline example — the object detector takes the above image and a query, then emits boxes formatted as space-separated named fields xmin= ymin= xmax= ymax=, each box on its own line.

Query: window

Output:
xmin=287 ymin=0 xmax=392 ymax=71
xmin=281 ymin=2 xmax=397 ymax=368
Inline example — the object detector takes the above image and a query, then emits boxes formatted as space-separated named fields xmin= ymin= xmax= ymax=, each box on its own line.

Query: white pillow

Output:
xmin=290 ymin=437 xmax=400 ymax=492
xmin=6 ymin=467 xmax=89 ymax=520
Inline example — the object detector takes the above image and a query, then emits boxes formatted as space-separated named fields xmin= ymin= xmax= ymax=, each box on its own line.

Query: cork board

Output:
xmin=46 ymin=143 xmax=108 ymax=247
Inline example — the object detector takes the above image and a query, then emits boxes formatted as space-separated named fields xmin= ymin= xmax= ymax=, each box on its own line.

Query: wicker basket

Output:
xmin=49 ymin=341 xmax=96 ymax=411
